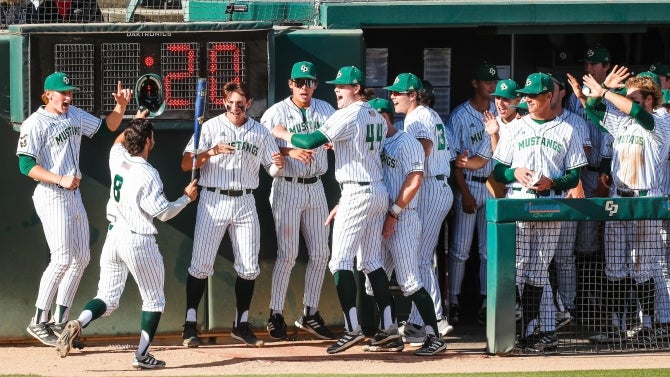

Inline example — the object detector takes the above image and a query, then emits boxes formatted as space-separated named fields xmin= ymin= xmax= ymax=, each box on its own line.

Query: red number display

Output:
xmin=163 ymin=43 xmax=198 ymax=108
xmin=207 ymin=42 xmax=245 ymax=108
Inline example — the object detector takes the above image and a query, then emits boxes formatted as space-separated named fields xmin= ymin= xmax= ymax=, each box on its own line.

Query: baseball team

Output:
xmin=15 ymin=44 xmax=670 ymax=367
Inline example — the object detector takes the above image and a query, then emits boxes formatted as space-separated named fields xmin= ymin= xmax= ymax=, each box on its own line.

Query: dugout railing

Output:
xmin=487 ymin=196 xmax=670 ymax=355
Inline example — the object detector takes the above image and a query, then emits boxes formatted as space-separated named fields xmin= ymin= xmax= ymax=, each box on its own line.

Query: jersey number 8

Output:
xmin=113 ymin=174 xmax=124 ymax=202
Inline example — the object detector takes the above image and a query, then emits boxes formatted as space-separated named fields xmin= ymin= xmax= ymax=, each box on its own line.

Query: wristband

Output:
xmin=601 ymin=82 xmax=609 ymax=90
xmin=387 ymin=211 xmax=398 ymax=219
xmin=390 ymin=203 xmax=402 ymax=216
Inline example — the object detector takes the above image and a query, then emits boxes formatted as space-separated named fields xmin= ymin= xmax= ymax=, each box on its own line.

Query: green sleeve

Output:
xmin=290 ymin=130 xmax=329 ymax=149
xmin=493 ymin=161 xmax=516 ymax=184
xmin=584 ymin=97 xmax=607 ymax=132
xmin=18 ymin=154 xmax=37 ymax=176
xmin=629 ymin=102 xmax=654 ymax=131
xmin=552 ymin=168 xmax=581 ymax=191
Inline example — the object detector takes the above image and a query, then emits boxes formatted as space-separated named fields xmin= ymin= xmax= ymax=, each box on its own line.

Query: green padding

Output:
xmin=486 ymin=197 xmax=670 ymax=223
xmin=486 ymin=222 xmax=516 ymax=355
xmin=8 ymin=21 xmax=272 ymax=33
xmin=185 ymin=1 xmax=314 ymax=23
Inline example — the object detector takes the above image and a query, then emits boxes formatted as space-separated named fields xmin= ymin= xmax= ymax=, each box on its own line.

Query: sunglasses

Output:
xmin=391 ymin=91 xmax=410 ymax=96
xmin=292 ymin=78 xmax=317 ymax=88
xmin=525 ymin=92 xmax=549 ymax=99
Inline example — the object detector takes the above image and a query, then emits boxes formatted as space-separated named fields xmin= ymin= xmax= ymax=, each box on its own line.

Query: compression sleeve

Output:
xmin=493 ymin=161 xmax=516 ymax=184
xmin=629 ymin=102 xmax=654 ymax=131
xmin=584 ymin=97 xmax=607 ymax=132
xmin=552 ymin=168 xmax=581 ymax=191
xmin=18 ymin=154 xmax=37 ymax=176
xmin=155 ymin=195 xmax=191 ymax=222
xmin=290 ymin=130 xmax=329 ymax=149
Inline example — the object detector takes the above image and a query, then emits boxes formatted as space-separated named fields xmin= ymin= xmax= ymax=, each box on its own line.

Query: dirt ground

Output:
xmin=2 ymin=326 xmax=670 ymax=376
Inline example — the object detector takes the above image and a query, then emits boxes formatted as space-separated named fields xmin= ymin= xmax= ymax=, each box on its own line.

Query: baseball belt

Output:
xmin=586 ymin=165 xmax=600 ymax=172
xmin=512 ymin=187 xmax=563 ymax=197
xmin=468 ymin=175 xmax=488 ymax=183
xmin=203 ymin=187 xmax=252 ymax=197
xmin=616 ymin=188 xmax=648 ymax=197
xmin=283 ymin=176 xmax=320 ymax=184
xmin=338 ymin=181 xmax=370 ymax=190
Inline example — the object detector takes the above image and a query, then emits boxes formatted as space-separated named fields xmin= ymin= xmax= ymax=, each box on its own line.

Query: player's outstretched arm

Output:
xmin=105 ymin=81 xmax=133 ymax=132
xmin=155 ymin=179 xmax=198 ymax=222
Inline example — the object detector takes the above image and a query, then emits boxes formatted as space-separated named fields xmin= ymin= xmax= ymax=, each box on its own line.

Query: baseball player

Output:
xmin=260 ymin=61 xmax=336 ymax=341
xmin=365 ymin=97 xmax=447 ymax=356
xmin=494 ymin=72 xmax=587 ymax=350
xmin=273 ymin=66 xmax=396 ymax=355
xmin=384 ymin=73 xmax=455 ymax=342
xmin=446 ymin=63 xmax=498 ymax=326
xmin=55 ymin=118 xmax=198 ymax=369
xmin=582 ymin=68 xmax=670 ymax=345
xmin=649 ymin=63 xmax=670 ymax=90
xmin=181 ymin=82 xmax=285 ymax=348
xmin=16 ymin=72 xmax=132 ymax=346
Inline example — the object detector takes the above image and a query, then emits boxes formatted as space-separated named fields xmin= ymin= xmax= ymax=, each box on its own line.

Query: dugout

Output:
xmin=2 ymin=0 xmax=670 ymax=345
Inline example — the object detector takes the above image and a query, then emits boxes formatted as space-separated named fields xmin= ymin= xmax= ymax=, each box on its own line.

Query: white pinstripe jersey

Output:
xmin=320 ymin=100 xmax=386 ymax=183
xmin=106 ymin=143 xmax=169 ymax=235
xmin=493 ymin=115 xmax=588 ymax=191
xmin=382 ymin=130 xmax=424 ymax=209
xmin=447 ymin=100 xmax=496 ymax=177
xmin=601 ymin=106 xmax=670 ymax=192
xmin=16 ymin=106 xmax=102 ymax=177
xmin=559 ymin=109 xmax=591 ymax=149
xmin=260 ymin=96 xmax=335 ymax=177
xmin=403 ymin=105 xmax=455 ymax=177
xmin=183 ymin=115 xmax=280 ymax=189
xmin=567 ymin=93 xmax=607 ymax=167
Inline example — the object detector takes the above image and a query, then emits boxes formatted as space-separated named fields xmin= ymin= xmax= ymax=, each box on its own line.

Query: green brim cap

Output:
xmin=474 ymin=63 xmax=500 ymax=81
xmin=650 ymin=63 xmax=670 ymax=79
xmin=326 ymin=66 xmax=364 ymax=85
xmin=517 ymin=73 xmax=553 ymax=95
xmin=663 ymin=89 xmax=670 ymax=105
xmin=368 ymin=98 xmax=394 ymax=116
xmin=44 ymin=72 xmax=78 ymax=91
xmin=383 ymin=72 xmax=423 ymax=92
xmin=583 ymin=46 xmax=611 ymax=64
xmin=511 ymin=96 xmax=528 ymax=111
xmin=492 ymin=79 xmax=519 ymax=99
xmin=291 ymin=61 xmax=317 ymax=80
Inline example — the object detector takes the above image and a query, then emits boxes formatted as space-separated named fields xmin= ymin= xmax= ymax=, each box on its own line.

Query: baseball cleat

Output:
xmin=326 ymin=328 xmax=364 ymax=354
xmin=132 ymin=353 xmax=166 ymax=369
xmin=449 ymin=304 xmax=460 ymax=326
xmin=399 ymin=321 xmax=426 ymax=344
xmin=295 ymin=312 xmax=336 ymax=340
xmin=414 ymin=334 xmax=447 ymax=356
xmin=231 ymin=322 xmax=264 ymax=347
xmin=55 ymin=320 xmax=82 ymax=358
xmin=370 ymin=324 xmax=400 ymax=346
xmin=182 ymin=321 xmax=201 ymax=348
xmin=362 ymin=338 xmax=404 ymax=352
xmin=437 ymin=316 xmax=454 ymax=337
xmin=267 ymin=313 xmax=288 ymax=340
xmin=27 ymin=319 xmax=58 ymax=347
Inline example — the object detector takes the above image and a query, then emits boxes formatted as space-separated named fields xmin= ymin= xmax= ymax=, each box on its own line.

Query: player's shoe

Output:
xmin=477 ymin=306 xmax=487 ymax=326
xmin=399 ymin=321 xmax=426 ymax=344
xmin=49 ymin=322 xmax=67 ymax=336
xmin=370 ymin=324 xmax=400 ymax=346
xmin=326 ymin=328 xmax=364 ymax=354
xmin=132 ymin=353 xmax=166 ymax=369
xmin=26 ymin=319 xmax=58 ymax=347
xmin=267 ymin=313 xmax=288 ymax=340
xmin=362 ymin=337 xmax=404 ymax=352
xmin=630 ymin=327 xmax=658 ymax=347
xmin=295 ymin=311 xmax=336 ymax=340
xmin=449 ymin=304 xmax=460 ymax=325
xmin=231 ymin=322 xmax=264 ymax=347
xmin=532 ymin=332 xmax=558 ymax=351
xmin=589 ymin=326 xmax=626 ymax=344
xmin=55 ymin=320 xmax=82 ymax=358
xmin=555 ymin=311 xmax=573 ymax=331
xmin=182 ymin=321 xmax=201 ymax=347
xmin=414 ymin=334 xmax=447 ymax=356
xmin=437 ymin=316 xmax=454 ymax=337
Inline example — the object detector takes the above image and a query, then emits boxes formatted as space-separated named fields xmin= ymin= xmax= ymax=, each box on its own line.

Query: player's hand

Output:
xmin=324 ymin=143 xmax=334 ymax=150
xmin=112 ymin=81 xmax=133 ymax=107
xmin=135 ymin=107 xmax=149 ymax=119
xmin=595 ymin=173 xmax=612 ymax=197
xmin=461 ymin=191 xmax=477 ymax=214
xmin=184 ymin=179 xmax=198 ymax=201
xmin=514 ymin=167 xmax=536 ymax=188
xmin=483 ymin=111 xmax=499 ymax=136
xmin=581 ymin=74 xmax=605 ymax=97
xmin=59 ymin=175 xmax=81 ymax=190
xmin=532 ymin=175 xmax=554 ymax=192
xmin=210 ymin=142 xmax=236 ymax=156
xmin=289 ymin=148 xmax=315 ymax=164
xmin=566 ymin=74 xmax=586 ymax=101
xmin=324 ymin=205 xmax=339 ymax=226
xmin=272 ymin=124 xmax=291 ymax=141
xmin=603 ymin=65 xmax=630 ymax=91
xmin=455 ymin=149 xmax=470 ymax=169
xmin=272 ymin=152 xmax=285 ymax=169
xmin=382 ymin=214 xmax=397 ymax=239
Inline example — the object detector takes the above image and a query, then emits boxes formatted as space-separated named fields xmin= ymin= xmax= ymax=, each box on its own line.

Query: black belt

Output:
xmin=512 ymin=187 xmax=563 ymax=197
xmin=204 ymin=187 xmax=252 ymax=196
xmin=469 ymin=175 xmax=488 ymax=183
xmin=586 ymin=165 xmax=600 ymax=172
xmin=283 ymin=176 xmax=319 ymax=184
xmin=338 ymin=181 xmax=370 ymax=190
xmin=434 ymin=174 xmax=446 ymax=181
xmin=616 ymin=188 xmax=648 ymax=197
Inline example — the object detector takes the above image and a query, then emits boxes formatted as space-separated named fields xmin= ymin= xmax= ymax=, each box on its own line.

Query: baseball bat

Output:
xmin=191 ymin=78 xmax=207 ymax=181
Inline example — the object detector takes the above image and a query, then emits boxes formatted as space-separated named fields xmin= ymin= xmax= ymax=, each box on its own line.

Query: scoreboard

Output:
xmin=8 ymin=22 xmax=272 ymax=127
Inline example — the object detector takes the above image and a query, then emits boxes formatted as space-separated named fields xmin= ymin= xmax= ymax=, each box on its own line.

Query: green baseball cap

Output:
xmin=637 ymin=71 xmax=661 ymax=88
xmin=650 ymin=63 xmax=670 ymax=79
xmin=584 ymin=46 xmax=611 ymax=64
xmin=492 ymin=79 xmax=519 ymax=99
xmin=516 ymin=73 xmax=553 ymax=95
xmin=368 ymin=98 xmax=394 ymax=116
xmin=473 ymin=63 xmax=500 ymax=81
xmin=44 ymin=72 xmax=78 ymax=91
xmin=326 ymin=66 xmax=364 ymax=85
xmin=290 ymin=61 xmax=317 ymax=80
xmin=511 ymin=96 xmax=529 ymax=113
xmin=662 ymin=89 xmax=670 ymax=106
xmin=384 ymin=73 xmax=423 ymax=92
xmin=548 ymin=72 xmax=568 ymax=89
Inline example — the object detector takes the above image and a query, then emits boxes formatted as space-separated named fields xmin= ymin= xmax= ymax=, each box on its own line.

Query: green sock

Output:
xmin=55 ymin=305 xmax=68 ymax=323
xmin=139 ymin=311 xmax=162 ymax=356
xmin=366 ymin=268 xmax=394 ymax=329
xmin=235 ymin=277 xmax=255 ymax=325
xmin=411 ymin=288 xmax=439 ymax=335
xmin=334 ymin=270 xmax=357 ymax=331
xmin=83 ymin=298 xmax=107 ymax=323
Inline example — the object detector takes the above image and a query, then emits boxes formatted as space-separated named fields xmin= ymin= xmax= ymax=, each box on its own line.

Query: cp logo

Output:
xmin=605 ymin=200 xmax=619 ymax=216
xmin=301 ymin=65 xmax=309 ymax=73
